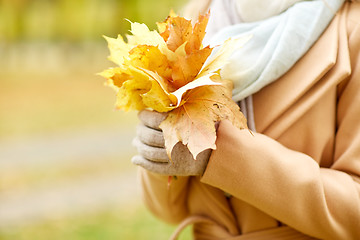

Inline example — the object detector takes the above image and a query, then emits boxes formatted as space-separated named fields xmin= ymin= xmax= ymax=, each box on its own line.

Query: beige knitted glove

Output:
xmin=131 ymin=110 xmax=211 ymax=176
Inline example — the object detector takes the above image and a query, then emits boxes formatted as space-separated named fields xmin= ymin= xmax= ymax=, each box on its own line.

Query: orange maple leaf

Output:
xmin=185 ymin=12 xmax=209 ymax=54
xmin=159 ymin=11 xmax=212 ymax=88
xmin=160 ymin=78 xmax=247 ymax=160
xmin=171 ymin=47 xmax=212 ymax=89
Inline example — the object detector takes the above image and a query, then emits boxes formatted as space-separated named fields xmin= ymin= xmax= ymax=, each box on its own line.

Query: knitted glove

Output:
xmin=132 ymin=110 xmax=211 ymax=176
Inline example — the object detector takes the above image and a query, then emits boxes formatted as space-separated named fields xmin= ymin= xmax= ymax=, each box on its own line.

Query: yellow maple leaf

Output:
xmin=114 ymin=67 xmax=151 ymax=111
xmin=103 ymin=35 xmax=132 ymax=66
xmin=126 ymin=45 xmax=173 ymax=83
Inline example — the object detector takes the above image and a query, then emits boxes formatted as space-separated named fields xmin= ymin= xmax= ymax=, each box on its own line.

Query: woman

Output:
xmin=132 ymin=0 xmax=360 ymax=239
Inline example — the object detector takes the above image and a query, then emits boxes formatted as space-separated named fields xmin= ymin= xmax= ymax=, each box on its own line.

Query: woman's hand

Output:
xmin=132 ymin=110 xmax=211 ymax=176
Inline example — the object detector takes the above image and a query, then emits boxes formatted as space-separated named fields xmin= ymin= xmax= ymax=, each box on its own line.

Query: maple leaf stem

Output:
xmin=248 ymin=129 xmax=255 ymax=136
xmin=167 ymin=176 xmax=172 ymax=189
xmin=167 ymin=175 xmax=178 ymax=189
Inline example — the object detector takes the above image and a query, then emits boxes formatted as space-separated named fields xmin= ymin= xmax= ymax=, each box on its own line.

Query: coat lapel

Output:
xmin=253 ymin=3 xmax=351 ymax=137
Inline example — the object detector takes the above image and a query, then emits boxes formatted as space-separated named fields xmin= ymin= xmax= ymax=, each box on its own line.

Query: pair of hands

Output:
xmin=132 ymin=110 xmax=211 ymax=176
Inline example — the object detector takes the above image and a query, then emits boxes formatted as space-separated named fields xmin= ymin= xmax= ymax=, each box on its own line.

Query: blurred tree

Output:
xmin=0 ymin=0 xmax=29 ymax=42
xmin=0 ymin=0 xmax=187 ymax=43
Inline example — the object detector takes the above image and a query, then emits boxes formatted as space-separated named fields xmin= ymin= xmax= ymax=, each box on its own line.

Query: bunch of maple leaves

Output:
xmin=100 ymin=11 xmax=248 ymax=161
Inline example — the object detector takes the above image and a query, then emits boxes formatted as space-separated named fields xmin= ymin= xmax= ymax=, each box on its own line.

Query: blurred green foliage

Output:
xmin=0 ymin=0 xmax=186 ymax=43
xmin=0 ymin=204 xmax=192 ymax=240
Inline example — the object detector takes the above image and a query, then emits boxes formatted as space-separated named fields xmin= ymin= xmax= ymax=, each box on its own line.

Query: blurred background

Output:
xmin=0 ymin=0 xmax=190 ymax=239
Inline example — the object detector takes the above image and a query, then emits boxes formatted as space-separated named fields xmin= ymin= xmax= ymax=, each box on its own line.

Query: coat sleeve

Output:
xmin=201 ymin=120 xmax=360 ymax=239
xmin=200 ymin=23 xmax=360 ymax=239
xmin=138 ymin=168 xmax=190 ymax=224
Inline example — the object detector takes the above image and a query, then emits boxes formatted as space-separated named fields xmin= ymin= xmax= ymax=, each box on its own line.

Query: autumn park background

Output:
xmin=0 ymin=0 xmax=190 ymax=239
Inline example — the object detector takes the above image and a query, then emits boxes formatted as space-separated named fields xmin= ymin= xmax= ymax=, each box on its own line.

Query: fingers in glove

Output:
xmin=138 ymin=110 xmax=167 ymax=130
xmin=136 ymin=123 xmax=165 ymax=147
xmin=132 ymin=155 xmax=185 ymax=176
xmin=132 ymin=137 xmax=169 ymax=163
xmin=131 ymin=155 xmax=171 ymax=175
xmin=132 ymin=143 xmax=212 ymax=176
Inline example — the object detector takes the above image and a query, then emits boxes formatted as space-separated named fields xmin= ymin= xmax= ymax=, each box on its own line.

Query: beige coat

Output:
xmin=138 ymin=2 xmax=360 ymax=239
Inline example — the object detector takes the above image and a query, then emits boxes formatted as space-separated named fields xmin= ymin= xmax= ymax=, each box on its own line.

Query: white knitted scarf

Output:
xmin=205 ymin=0 xmax=345 ymax=102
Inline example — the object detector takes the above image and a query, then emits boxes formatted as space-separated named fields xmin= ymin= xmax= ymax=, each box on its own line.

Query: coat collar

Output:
xmin=253 ymin=3 xmax=351 ymax=137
